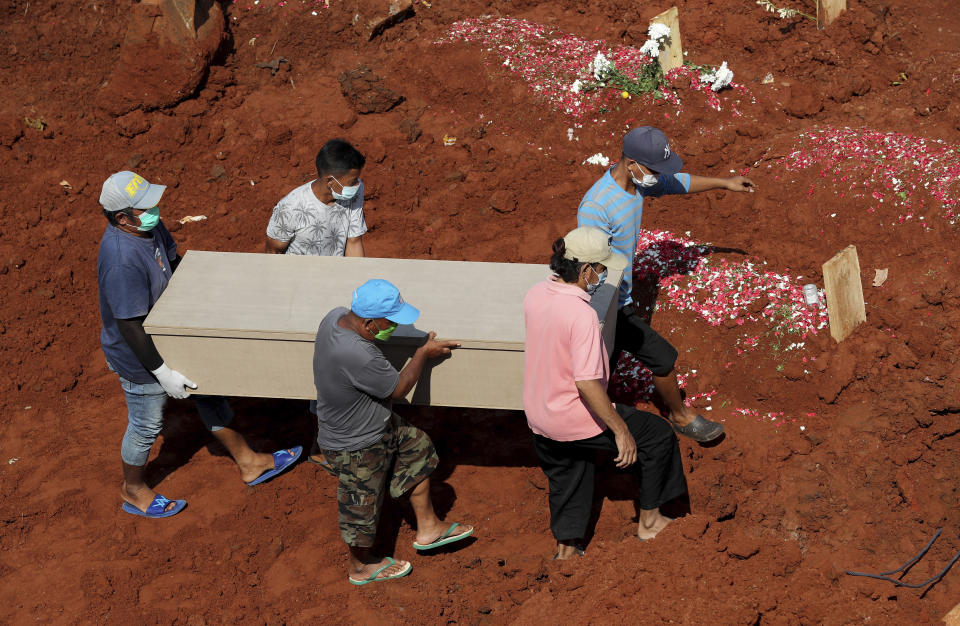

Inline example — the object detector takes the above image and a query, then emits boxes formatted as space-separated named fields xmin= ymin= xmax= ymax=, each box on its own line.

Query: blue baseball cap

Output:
xmin=622 ymin=127 xmax=683 ymax=175
xmin=351 ymin=279 xmax=420 ymax=325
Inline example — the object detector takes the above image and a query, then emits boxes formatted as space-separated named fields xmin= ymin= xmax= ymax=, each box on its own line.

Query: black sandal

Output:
xmin=671 ymin=415 xmax=724 ymax=443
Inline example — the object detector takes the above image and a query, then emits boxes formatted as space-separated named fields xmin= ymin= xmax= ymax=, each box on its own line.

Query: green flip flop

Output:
xmin=413 ymin=522 xmax=475 ymax=551
xmin=348 ymin=557 xmax=412 ymax=586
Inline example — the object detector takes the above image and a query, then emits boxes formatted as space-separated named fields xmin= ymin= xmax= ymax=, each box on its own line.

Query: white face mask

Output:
xmin=629 ymin=164 xmax=658 ymax=188
xmin=329 ymin=175 xmax=360 ymax=201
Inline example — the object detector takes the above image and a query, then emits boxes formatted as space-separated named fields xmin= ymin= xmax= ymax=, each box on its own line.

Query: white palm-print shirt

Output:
xmin=266 ymin=180 xmax=367 ymax=256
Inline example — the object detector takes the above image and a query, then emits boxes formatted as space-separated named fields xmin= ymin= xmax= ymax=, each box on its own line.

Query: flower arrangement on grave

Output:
xmin=574 ymin=24 xmax=673 ymax=100
xmin=608 ymin=228 xmax=829 ymax=408
xmin=438 ymin=17 xmax=747 ymax=120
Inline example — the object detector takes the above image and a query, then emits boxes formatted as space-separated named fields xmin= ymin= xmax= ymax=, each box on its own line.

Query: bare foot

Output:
xmin=637 ymin=510 xmax=673 ymax=541
xmin=121 ymin=481 xmax=176 ymax=514
xmin=414 ymin=521 xmax=474 ymax=548
xmin=236 ymin=452 xmax=277 ymax=484
xmin=350 ymin=557 xmax=410 ymax=581
xmin=554 ymin=542 xmax=583 ymax=560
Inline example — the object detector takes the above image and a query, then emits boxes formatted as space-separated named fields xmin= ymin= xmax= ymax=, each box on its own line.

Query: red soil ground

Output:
xmin=1 ymin=0 xmax=959 ymax=623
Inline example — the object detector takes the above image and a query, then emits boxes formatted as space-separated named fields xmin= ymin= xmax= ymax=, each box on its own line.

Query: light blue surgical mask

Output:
xmin=135 ymin=206 xmax=160 ymax=232
xmin=330 ymin=175 xmax=360 ymax=202
xmin=586 ymin=266 xmax=607 ymax=296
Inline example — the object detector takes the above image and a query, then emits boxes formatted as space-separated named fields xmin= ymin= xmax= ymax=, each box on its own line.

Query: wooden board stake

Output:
xmin=818 ymin=0 xmax=846 ymax=26
xmin=650 ymin=7 xmax=683 ymax=73
xmin=944 ymin=601 xmax=960 ymax=625
xmin=822 ymin=245 xmax=866 ymax=342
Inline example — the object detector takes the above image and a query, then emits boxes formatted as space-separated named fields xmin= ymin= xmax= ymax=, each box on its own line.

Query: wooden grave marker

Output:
xmin=944 ymin=601 xmax=960 ymax=625
xmin=819 ymin=0 xmax=846 ymax=26
xmin=822 ymin=245 xmax=866 ymax=342
xmin=650 ymin=7 xmax=683 ymax=73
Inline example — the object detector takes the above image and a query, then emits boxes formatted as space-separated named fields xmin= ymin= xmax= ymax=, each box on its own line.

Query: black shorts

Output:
xmin=610 ymin=305 xmax=678 ymax=377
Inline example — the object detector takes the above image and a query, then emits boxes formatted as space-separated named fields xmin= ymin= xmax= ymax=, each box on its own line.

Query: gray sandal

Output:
xmin=671 ymin=415 xmax=725 ymax=443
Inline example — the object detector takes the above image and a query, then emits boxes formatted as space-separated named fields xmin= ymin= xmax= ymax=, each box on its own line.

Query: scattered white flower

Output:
xmin=570 ymin=79 xmax=582 ymax=94
xmin=800 ymin=426 xmax=806 ymax=431
xmin=567 ymin=128 xmax=574 ymax=141
xmin=756 ymin=0 xmax=801 ymax=18
xmin=7 ymin=458 xmax=18 ymax=465
xmin=700 ymin=61 xmax=734 ymax=92
xmin=583 ymin=153 xmax=610 ymax=167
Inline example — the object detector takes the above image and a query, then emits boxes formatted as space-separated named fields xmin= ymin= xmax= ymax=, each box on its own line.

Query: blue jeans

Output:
xmin=113 ymin=368 xmax=234 ymax=467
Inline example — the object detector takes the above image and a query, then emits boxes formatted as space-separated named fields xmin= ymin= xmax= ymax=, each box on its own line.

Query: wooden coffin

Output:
xmin=143 ymin=251 xmax=621 ymax=410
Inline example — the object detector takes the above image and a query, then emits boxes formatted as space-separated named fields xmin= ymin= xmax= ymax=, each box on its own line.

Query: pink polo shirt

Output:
xmin=522 ymin=278 xmax=610 ymax=441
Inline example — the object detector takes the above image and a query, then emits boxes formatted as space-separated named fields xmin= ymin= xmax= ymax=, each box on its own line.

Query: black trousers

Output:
xmin=531 ymin=405 xmax=687 ymax=542
xmin=610 ymin=305 xmax=679 ymax=377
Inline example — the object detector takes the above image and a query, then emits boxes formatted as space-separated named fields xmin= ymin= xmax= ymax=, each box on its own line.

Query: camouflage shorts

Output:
xmin=321 ymin=412 xmax=439 ymax=548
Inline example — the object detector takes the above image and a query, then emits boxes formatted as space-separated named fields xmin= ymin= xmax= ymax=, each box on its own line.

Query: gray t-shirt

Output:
xmin=312 ymin=307 xmax=400 ymax=451
xmin=266 ymin=180 xmax=367 ymax=256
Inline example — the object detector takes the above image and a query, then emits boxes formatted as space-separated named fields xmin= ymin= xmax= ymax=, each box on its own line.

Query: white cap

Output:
xmin=562 ymin=227 xmax=629 ymax=272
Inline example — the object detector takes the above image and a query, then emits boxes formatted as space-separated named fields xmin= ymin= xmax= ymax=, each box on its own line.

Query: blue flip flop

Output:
xmin=121 ymin=494 xmax=187 ymax=519
xmin=412 ymin=522 xmax=475 ymax=551
xmin=349 ymin=557 xmax=413 ymax=586
xmin=245 ymin=446 xmax=303 ymax=486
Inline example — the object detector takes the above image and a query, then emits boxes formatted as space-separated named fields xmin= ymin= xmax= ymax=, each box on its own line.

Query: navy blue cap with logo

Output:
xmin=622 ymin=127 xmax=683 ymax=175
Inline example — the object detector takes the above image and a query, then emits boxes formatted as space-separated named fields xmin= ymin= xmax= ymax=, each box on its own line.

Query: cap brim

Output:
xmin=131 ymin=183 xmax=166 ymax=209
xmin=654 ymin=152 xmax=683 ymax=175
xmin=387 ymin=302 xmax=420 ymax=325
xmin=600 ymin=252 xmax=629 ymax=273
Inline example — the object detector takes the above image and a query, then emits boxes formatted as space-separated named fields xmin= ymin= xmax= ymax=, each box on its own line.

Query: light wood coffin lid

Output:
xmin=144 ymin=251 xmax=621 ymax=349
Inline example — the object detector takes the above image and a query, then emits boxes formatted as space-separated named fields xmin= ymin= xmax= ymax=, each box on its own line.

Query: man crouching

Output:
xmin=313 ymin=279 xmax=475 ymax=584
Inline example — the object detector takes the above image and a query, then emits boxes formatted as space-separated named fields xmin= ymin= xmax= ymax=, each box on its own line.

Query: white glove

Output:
xmin=150 ymin=362 xmax=198 ymax=399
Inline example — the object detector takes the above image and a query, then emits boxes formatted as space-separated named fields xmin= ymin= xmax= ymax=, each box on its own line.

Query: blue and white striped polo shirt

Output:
xmin=577 ymin=168 xmax=691 ymax=307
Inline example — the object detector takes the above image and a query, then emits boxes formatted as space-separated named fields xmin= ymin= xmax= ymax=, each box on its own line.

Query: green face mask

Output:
xmin=136 ymin=206 xmax=161 ymax=232
xmin=372 ymin=320 xmax=398 ymax=341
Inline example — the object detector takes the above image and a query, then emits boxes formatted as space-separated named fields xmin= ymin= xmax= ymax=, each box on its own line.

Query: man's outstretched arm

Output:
xmin=687 ymin=174 xmax=754 ymax=193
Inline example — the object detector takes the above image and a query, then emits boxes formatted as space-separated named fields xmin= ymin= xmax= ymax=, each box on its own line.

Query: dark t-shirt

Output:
xmin=312 ymin=307 xmax=400 ymax=451
xmin=97 ymin=222 xmax=177 ymax=383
